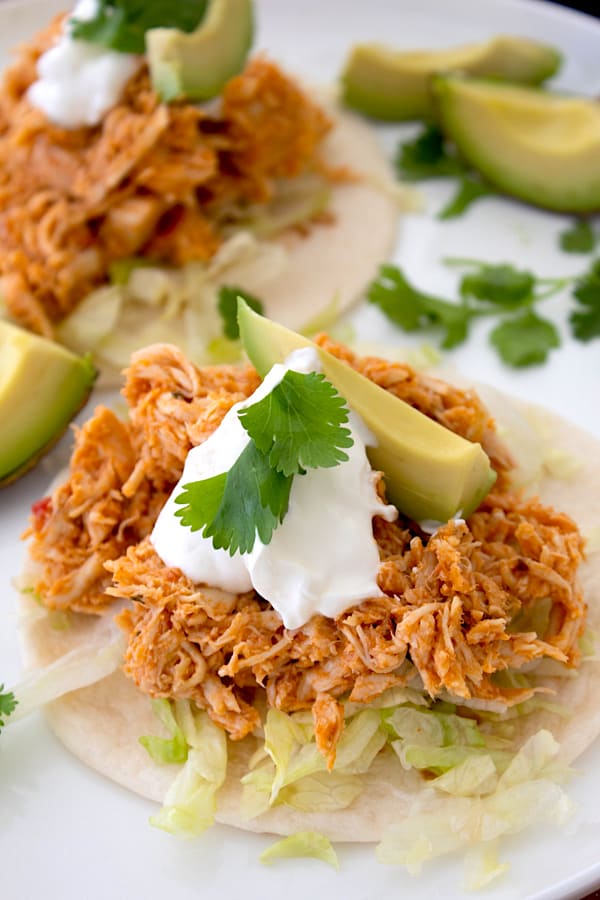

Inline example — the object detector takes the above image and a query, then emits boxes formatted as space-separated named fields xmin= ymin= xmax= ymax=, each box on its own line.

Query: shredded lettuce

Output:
xmin=463 ymin=840 xmax=509 ymax=890
xmin=242 ymin=707 xmax=385 ymax=817
xmin=376 ymin=730 xmax=574 ymax=879
xmin=7 ymin=630 xmax=125 ymax=723
xmin=225 ymin=173 xmax=331 ymax=240
xmin=57 ymin=233 xmax=287 ymax=373
xmin=260 ymin=831 xmax=339 ymax=869
xmin=139 ymin=699 xmax=188 ymax=765
xmin=429 ymin=754 xmax=498 ymax=797
xmin=150 ymin=702 xmax=227 ymax=837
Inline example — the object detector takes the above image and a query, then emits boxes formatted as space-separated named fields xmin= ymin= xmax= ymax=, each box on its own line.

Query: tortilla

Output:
xmin=18 ymin=397 xmax=600 ymax=842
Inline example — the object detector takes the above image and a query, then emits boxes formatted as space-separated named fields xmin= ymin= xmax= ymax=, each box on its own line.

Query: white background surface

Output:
xmin=1 ymin=1 xmax=600 ymax=898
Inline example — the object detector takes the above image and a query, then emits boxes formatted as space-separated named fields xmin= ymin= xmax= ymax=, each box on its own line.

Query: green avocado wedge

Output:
xmin=146 ymin=0 xmax=254 ymax=102
xmin=433 ymin=75 xmax=600 ymax=213
xmin=238 ymin=300 xmax=496 ymax=523
xmin=0 ymin=321 xmax=97 ymax=486
xmin=341 ymin=35 xmax=561 ymax=121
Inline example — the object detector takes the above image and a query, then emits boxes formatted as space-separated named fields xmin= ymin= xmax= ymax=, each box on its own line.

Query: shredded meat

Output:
xmin=0 ymin=17 xmax=331 ymax=336
xmin=25 ymin=344 xmax=259 ymax=612
xmin=26 ymin=342 xmax=587 ymax=764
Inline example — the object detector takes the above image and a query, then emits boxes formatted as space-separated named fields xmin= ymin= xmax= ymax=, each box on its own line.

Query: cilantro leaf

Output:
xmin=570 ymin=304 xmax=600 ymax=341
xmin=438 ymin=175 xmax=496 ymax=221
xmin=569 ymin=258 xmax=600 ymax=341
xmin=218 ymin=286 xmax=264 ymax=341
xmin=367 ymin=264 xmax=473 ymax=349
xmin=0 ymin=685 xmax=17 ymax=734
xmin=395 ymin=124 xmax=467 ymax=181
xmin=238 ymin=370 xmax=353 ymax=477
xmin=175 ymin=442 xmax=293 ymax=555
xmin=559 ymin=219 xmax=596 ymax=254
xmin=459 ymin=263 xmax=536 ymax=307
xmin=70 ymin=0 xmax=208 ymax=54
xmin=572 ymin=258 xmax=600 ymax=307
xmin=174 ymin=371 xmax=353 ymax=554
xmin=490 ymin=310 xmax=560 ymax=367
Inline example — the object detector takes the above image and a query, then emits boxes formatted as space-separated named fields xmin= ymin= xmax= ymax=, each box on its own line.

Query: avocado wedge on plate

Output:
xmin=341 ymin=35 xmax=561 ymax=121
xmin=0 ymin=321 xmax=97 ymax=486
xmin=433 ymin=75 xmax=600 ymax=213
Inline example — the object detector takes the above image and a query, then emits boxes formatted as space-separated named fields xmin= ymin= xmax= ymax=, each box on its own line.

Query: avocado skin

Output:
xmin=238 ymin=300 xmax=496 ymax=523
xmin=433 ymin=74 xmax=600 ymax=213
xmin=147 ymin=0 xmax=254 ymax=102
xmin=341 ymin=35 xmax=561 ymax=122
xmin=0 ymin=322 xmax=97 ymax=487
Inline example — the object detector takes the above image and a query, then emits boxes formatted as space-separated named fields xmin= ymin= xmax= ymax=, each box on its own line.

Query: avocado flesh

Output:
xmin=238 ymin=301 xmax=496 ymax=523
xmin=0 ymin=321 xmax=96 ymax=486
xmin=341 ymin=35 xmax=561 ymax=121
xmin=433 ymin=75 xmax=600 ymax=213
xmin=147 ymin=0 xmax=253 ymax=102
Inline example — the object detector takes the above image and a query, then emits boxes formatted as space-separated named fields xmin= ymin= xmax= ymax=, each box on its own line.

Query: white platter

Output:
xmin=1 ymin=1 xmax=600 ymax=898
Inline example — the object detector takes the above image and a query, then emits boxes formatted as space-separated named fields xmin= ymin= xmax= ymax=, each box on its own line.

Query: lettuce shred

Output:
xmin=149 ymin=701 xmax=227 ymax=837
xmin=376 ymin=731 xmax=574 ymax=883
xmin=139 ymin=699 xmax=188 ymax=765
xmin=260 ymin=831 xmax=339 ymax=869
xmin=56 ymin=233 xmax=287 ymax=372
xmin=7 ymin=629 xmax=125 ymax=723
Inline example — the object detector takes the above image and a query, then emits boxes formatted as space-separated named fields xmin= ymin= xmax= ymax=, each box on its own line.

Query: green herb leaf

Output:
xmin=559 ymin=219 xmax=596 ymax=254
xmin=239 ymin=370 xmax=353 ymax=477
xmin=459 ymin=263 xmax=536 ymax=307
xmin=572 ymin=258 xmax=600 ymax=307
xmin=0 ymin=685 xmax=17 ymax=734
xmin=438 ymin=175 xmax=496 ymax=221
xmin=175 ymin=442 xmax=293 ymax=555
xmin=70 ymin=0 xmax=208 ymax=54
xmin=395 ymin=124 xmax=467 ymax=181
xmin=367 ymin=264 xmax=472 ymax=349
xmin=570 ymin=258 xmax=600 ymax=340
xmin=218 ymin=286 xmax=264 ymax=341
xmin=570 ymin=305 xmax=600 ymax=341
xmin=174 ymin=371 xmax=353 ymax=554
xmin=490 ymin=310 xmax=560 ymax=367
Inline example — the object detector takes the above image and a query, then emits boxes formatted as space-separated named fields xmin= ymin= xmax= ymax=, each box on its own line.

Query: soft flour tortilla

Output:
xmin=19 ymin=400 xmax=600 ymax=842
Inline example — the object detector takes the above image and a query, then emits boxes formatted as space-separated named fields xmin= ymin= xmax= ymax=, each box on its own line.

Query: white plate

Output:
xmin=1 ymin=1 xmax=600 ymax=897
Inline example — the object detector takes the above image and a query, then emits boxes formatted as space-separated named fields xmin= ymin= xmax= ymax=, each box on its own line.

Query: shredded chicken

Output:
xmin=26 ymin=342 xmax=587 ymax=767
xmin=0 ymin=17 xmax=332 ymax=336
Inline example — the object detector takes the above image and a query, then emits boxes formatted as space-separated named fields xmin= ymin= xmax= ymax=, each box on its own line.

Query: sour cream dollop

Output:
xmin=27 ymin=0 xmax=142 ymax=129
xmin=151 ymin=348 xmax=398 ymax=630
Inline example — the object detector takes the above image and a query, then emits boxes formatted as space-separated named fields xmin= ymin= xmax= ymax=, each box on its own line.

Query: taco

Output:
xmin=16 ymin=336 xmax=600 ymax=870
xmin=0 ymin=6 xmax=400 ymax=381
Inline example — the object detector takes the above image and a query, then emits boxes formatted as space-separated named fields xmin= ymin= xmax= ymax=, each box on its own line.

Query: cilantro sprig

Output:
xmin=395 ymin=124 xmax=496 ymax=220
xmin=70 ymin=0 xmax=208 ymax=54
xmin=175 ymin=370 xmax=353 ymax=554
xmin=367 ymin=260 xmax=568 ymax=367
xmin=0 ymin=686 xmax=17 ymax=735
xmin=570 ymin=258 xmax=600 ymax=341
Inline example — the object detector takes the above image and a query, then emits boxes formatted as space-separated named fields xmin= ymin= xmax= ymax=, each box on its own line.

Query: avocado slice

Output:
xmin=433 ymin=75 xmax=600 ymax=213
xmin=0 ymin=321 xmax=97 ymax=486
xmin=238 ymin=301 xmax=496 ymax=523
xmin=146 ymin=0 xmax=254 ymax=102
xmin=341 ymin=35 xmax=561 ymax=121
